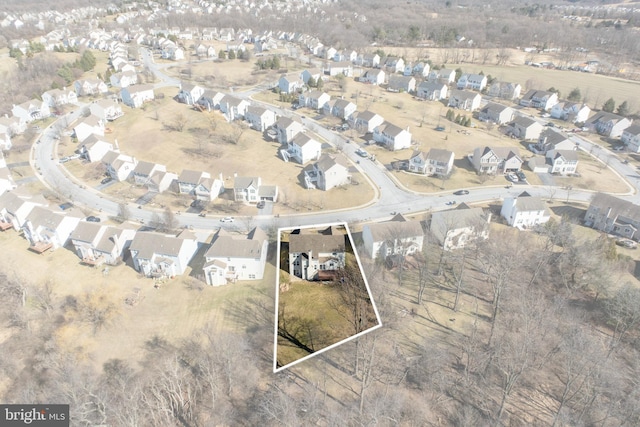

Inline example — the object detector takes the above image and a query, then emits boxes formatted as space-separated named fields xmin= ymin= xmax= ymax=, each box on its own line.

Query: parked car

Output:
xmin=616 ymin=238 xmax=637 ymax=249
xmin=101 ymin=177 xmax=113 ymax=185
xmin=86 ymin=216 xmax=101 ymax=223
xmin=516 ymin=171 xmax=527 ymax=181
xmin=453 ymin=189 xmax=469 ymax=195
xmin=59 ymin=202 xmax=73 ymax=210
xmin=220 ymin=217 xmax=234 ymax=223
xmin=256 ymin=201 xmax=265 ymax=209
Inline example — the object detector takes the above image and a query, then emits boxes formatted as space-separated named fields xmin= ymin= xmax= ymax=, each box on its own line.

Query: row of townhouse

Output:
xmin=0 ymin=187 xmax=271 ymax=283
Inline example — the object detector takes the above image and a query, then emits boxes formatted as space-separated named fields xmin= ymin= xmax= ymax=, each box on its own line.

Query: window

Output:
xmin=249 ymin=274 xmax=255 ymax=279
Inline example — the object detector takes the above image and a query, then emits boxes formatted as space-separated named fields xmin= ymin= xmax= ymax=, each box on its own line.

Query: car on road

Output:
xmin=613 ymin=146 xmax=625 ymax=151
xmin=220 ymin=217 xmax=234 ymax=223
xmin=86 ymin=216 xmax=101 ymax=223
xmin=453 ymin=189 xmax=469 ymax=195
xmin=101 ymin=177 xmax=113 ymax=185
xmin=356 ymin=149 xmax=369 ymax=158
xmin=435 ymin=126 xmax=445 ymax=131
xmin=256 ymin=201 xmax=265 ymax=209
xmin=445 ymin=201 xmax=457 ymax=206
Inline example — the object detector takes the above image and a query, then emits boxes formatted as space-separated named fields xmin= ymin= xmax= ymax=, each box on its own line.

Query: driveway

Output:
xmin=537 ymin=172 xmax=556 ymax=187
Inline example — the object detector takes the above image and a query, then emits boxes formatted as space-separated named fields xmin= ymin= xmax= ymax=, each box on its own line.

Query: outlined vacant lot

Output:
xmin=274 ymin=223 xmax=381 ymax=372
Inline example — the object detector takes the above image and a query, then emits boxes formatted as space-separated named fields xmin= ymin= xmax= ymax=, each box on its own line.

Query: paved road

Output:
xmin=27 ymin=53 xmax=639 ymax=232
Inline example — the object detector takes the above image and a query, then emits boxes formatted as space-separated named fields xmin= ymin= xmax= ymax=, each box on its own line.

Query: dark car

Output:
xmin=516 ymin=171 xmax=527 ymax=181
xmin=86 ymin=216 xmax=101 ymax=223
xmin=453 ymin=190 xmax=469 ymax=195
xmin=101 ymin=177 xmax=113 ymax=185
xmin=256 ymin=201 xmax=265 ymax=209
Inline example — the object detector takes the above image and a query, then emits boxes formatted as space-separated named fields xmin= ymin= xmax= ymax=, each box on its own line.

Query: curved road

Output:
xmin=29 ymin=50 xmax=639 ymax=231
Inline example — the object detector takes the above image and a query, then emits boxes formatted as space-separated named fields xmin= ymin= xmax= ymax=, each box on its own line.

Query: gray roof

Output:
xmin=234 ymin=176 xmax=260 ymax=189
xmin=315 ymin=154 xmax=348 ymax=173
xmin=539 ymin=129 xmax=569 ymax=145
xmin=510 ymin=116 xmax=537 ymax=128
xmin=291 ymin=133 xmax=318 ymax=148
xmin=481 ymin=102 xmax=511 ymax=114
xmin=589 ymin=193 xmax=640 ymax=223
xmin=366 ymin=216 xmax=423 ymax=242
xmin=133 ymin=161 xmax=157 ymax=176
xmin=205 ymin=227 xmax=267 ymax=259
xmin=289 ymin=232 xmax=346 ymax=258
xmin=179 ymin=169 xmax=206 ymax=184
xmin=431 ymin=207 xmax=489 ymax=244
xmin=129 ymin=231 xmax=192 ymax=259
xmin=624 ymin=124 xmax=640 ymax=136
xmin=378 ymin=121 xmax=406 ymax=137
xmin=514 ymin=194 xmax=547 ymax=212
xmin=70 ymin=221 xmax=102 ymax=243
xmin=451 ymin=89 xmax=479 ymax=100
xmin=427 ymin=148 xmax=454 ymax=163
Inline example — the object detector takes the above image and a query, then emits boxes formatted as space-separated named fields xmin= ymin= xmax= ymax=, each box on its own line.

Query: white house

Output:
xmin=234 ymin=176 xmax=278 ymax=203
xmin=298 ymin=91 xmax=331 ymax=111
xmin=129 ymin=230 xmax=199 ymax=278
xmin=457 ymin=73 xmax=487 ymax=91
xmin=278 ymin=74 xmax=304 ymax=94
xmin=302 ymin=154 xmax=351 ymax=190
xmin=101 ymin=151 xmax=137 ymax=181
xmin=471 ymin=146 xmax=523 ymax=175
xmin=500 ymin=192 xmax=551 ymax=229
xmin=519 ymin=90 xmax=559 ymax=111
xmin=70 ymin=222 xmax=136 ymax=266
xmin=147 ymin=170 xmax=178 ymax=193
xmin=382 ymin=57 xmax=405 ymax=74
xmin=508 ymin=116 xmax=544 ymax=140
xmin=121 ymin=84 xmax=155 ymax=108
xmin=42 ymin=88 xmax=78 ymax=108
xmin=487 ymin=81 xmax=522 ymax=100
xmin=197 ymin=90 xmax=225 ymax=111
xmin=430 ymin=205 xmax=491 ymax=251
xmin=546 ymin=149 xmax=579 ymax=175
xmin=323 ymin=99 xmax=357 ymax=120
xmin=584 ymin=193 xmax=640 ymax=241
xmin=408 ymin=148 xmax=455 ymax=176
xmin=109 ymin=70 xmax=138 ymax=88
xmin=274 ymin=117 xmax=304 ymax=144
xmin=429 ymin=68 xmax=456 ymax=84
xmin=531 ymin=129 xmax=575 ymax=154
xmin=0 ymin=191 xmax=47 ymax=231
xmin=73 ymin=115 xmax=105 ymax=142
xmin=21 ymin=206 xmax=82 ymax=253
xmin=89 ymin=99 xmax=124 ymax=122
xmin=286 ymin=133 xmax=322 ymax=164
xmin=362 ymin=214 xmax=424 ymax=259
xmin=77 ymin=135 xmax=113 ymax=163
xmin=350 ymin=110 xmax=385 ymax=133
xmin=288 ymin=228 xmax=346 ymax=281
xmin=132 ymin=161 xmax=166 ymax=186
xmin=478 ymin=103 xmax=514 ymax=125
xmin=416 ymin=81 xmax=448 ymax=101
xmin=373 ymin=122 xmax=412 ymax=151
xmin=448 ymin=90 xmax=482 ymax=112
xmin=621 ymin=125 xmax=640 ymax=153
xmin=178 ymin=82 xmax=205 ymax=105
xmin=387 ymin=75 xmax=416 ymax=93
xmin=244 ymin=106 xmax=277 ymax=132
xmin=219 ymin=96 xmax=250 ymax=122
xmin=550 ymin=102 xmax=591 ymax=123
xmin=360 ymin=69 xmax=385 ymax=85
xmin=202 ymin=227 xmax=269 ymax=286
xmin=12 ymin=99 xmax=50 ymax=124
xmin=584 ymin=112 xmax=632 ymax=138
xmin=74 ymin=79 xmax=109 ymax=97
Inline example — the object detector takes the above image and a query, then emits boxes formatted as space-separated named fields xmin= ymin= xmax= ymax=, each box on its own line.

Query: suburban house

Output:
xmin=0 ymin=165 xmax=16 ymax=195
xmin=128 ymin=230 xmax=200 ymax=278
xmin=0 ymin=116 xmax=25 ymax=136
xmin=584 ymin=192 xmax=640 ymax=241
xmin=430 ymin=205 xmax=491 ymax=251
xmin=408 ymin=148 xmax=455 ymax=176
xmin=621 ymin=125 xmax=640 ymax=152
xmin=101 ymin=151 xmax=137 ymax=182
xmin=177 ymin=170 xmax=224 ymax=201
xmin=244 ymin=106 xmax=277 ymax=132
xmin=274 ymin=117 xmax=304 ymax=144
xmin=302 ymin=154 xmax=351 ymax=190
xmin=0 ymin=191 xmax=47 ymax=231
xmin=202 ymin=227 xmax=269 ymax=286
xmin=109 ymin=70 xmax=138 ymax=88
xmin=448 ymin=90 xmax=482 ymax=112
xmin=362 ymin=214 xmax=424 ymax=259
xmin=178 ymin=82 xmax=205 ymax=105
xmin=382 ymin=56 xmax=405 ymax=74
xmin=324 ymin=61 xmax=353 ymax=77
xmin=471 ymin=146 xmax=523 ymax=175
xmin=219 ymin=96 xmax=250 ymax=121
xmin=456 ymin=73 xmax=487 ymax=91
xmin=300 ymin=68 xmax=323 ymax=85
xmin=500 ymin=192 xmax=551 ymax=229
xmin=234 ymin=176 xmax=278 ymax=203
xmin=77 ymin=135 xmax=113 ymax=162
xmin=584 ymin=112 xmax=632 ymax=138
xmin=508 ymin=116 xmax=544 ymax=140
xmin=356 ymin=53 xmax=380 ymax=68
xmin=42 ymin=88 xmax=78 ymax=107
xmin=89 ymin=98 xmax=124 ymax=121
xmin=349 ymin=110 xmax=385 ymax=133
xmin=74 ymin=78 xmax=109 ymax=97
xmin=531 ymin=129 xmax=575 ymax=154
xmin=133 ymin=161 xmax=166 ymax=186
xmin=197 ymin=90 xmax=225 ymax=111
xmin=278 ymin=74 xmax=304 ymax=94
xmin=298 ymin=91 xmax=331 ymax=111
xmin=550 ymin=102 xmax=591 ymax=123
xmin=21 ymin=206 xmax=82 ymax=253
xmin=73 ymin=115 xmax=105 ymax=142
xmin=373 ymin=122 xmax=412 ymax=151
xmin=387 ymin=75 xmax=416 ymax=93
xmin=360 ymin=69 xmax=385 ymax=85
xmin=323 ymin=99 xmax=357 ymax=120
xmin=478 ymin=103 xmax=515 ymax=125
xmin=285 ymin=133 xmax=322 ymax=164
xmin=519 ymin=90 xmax=559 ymax=111
xmin=146 ymin=170 xmax=178 ymax=193
xmin=121 ymin=84 xmax=155 ymax=108
xmin=487 ymin=81 xmax=522 ymax=100
xmin=429 ymin=68 xmax=456 ymax=84
xmin=412 ymin=61 xmax=431 ymax=78
xmin=288 ymin=228 xmax=346 ymax=281
xmin=546 ymin=149 xmax=579 ymax=175
xmin=416 ymin=81 xmax=448 ymax=101
xmin=70 ymin=222 xmax=136 ymax=266
xmin=11 ymin=99 xmax=50 ymax=124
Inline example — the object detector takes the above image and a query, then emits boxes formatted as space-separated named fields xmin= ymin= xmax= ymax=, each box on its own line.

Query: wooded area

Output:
xmin=2 ymin=217 xmax=640 ymax=425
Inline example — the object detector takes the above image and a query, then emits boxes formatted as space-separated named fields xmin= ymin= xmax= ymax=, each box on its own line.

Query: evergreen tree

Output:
xmin=228 ymin=49 xmax=236 ymax=60
xmin=602 ymin=98 xmax=616 ymax=113
xmin=567 ymin=88 xmax=582 ymax=102
xmin=617 ymin=101 xmax=629 ymax=117
xmin=218 ymin=50 xmax=226 ymax=60
xmin=316 ymin=77 xmax=324 ymax=90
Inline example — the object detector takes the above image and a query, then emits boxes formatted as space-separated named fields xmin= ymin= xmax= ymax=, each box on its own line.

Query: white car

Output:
xmin=220 ymin=217 xmax=234 ymax=223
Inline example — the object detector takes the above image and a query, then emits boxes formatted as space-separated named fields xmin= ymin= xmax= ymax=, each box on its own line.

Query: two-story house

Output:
xmin=373 ymin=122 xmax=412 ymax=151
xmin=621 ymin=125 xmax=640 ymax=153
xmin=430 ymin=204 xmax=491 ymax=251
xmin=478 ymin=103 xmax=514 ymax=125
xmin=129 ymin=230 xmax=200 ymax=278
xmin=121 ymin=84 xmax=155 ymax=108
xmin=286 ymin=133 xmax=322 ymax=164
xmin=302 ymin=154 xmax=351 ymax=191
xmin=288 ymin=228 xmax=346 ymax=281
xmin=508 ymin=116 xmax=544 ymax=140
xmin=584 ymin=192 xmax=640 ymax=241
xmin=457 ymin=73 xmax=487 ymax=91
xmin=244 ymin=106 xmax=277 ymax=132
xmin=298 ymin=91 xmax=331 ymax=111
xmin=584 ymin=112 xmax=632 ymax=138
xmin=448 ymin=90 xmax=482 ymax=112
xmin=519 ymin=90 xmax=559 ymax=111
xmin=362 ymin=214 xmax=424 ymax=259
xmin=274 ymin=117 xmax=304 ymax=144
xmin=531 ymin=129 xmax=575 ymax=154
xmin=349 ymin=110 xmax=385 ymax=133
xmin=408 ymin=149 xmax=455 ymax=176
xmin=234 ymin=176 xmax=278 ymax=203
xmin=416 ymin=81 xmax=448 ymax=101
xmin=550 ymin=102 xmax=591 ymax=123
xmin=500 ymin=192 xmax=551 ymax=229
xmin=70 ymin=222 xmax=136 ymax=266
xmin=89 ymin=99 xmax=124 ymax=122
xmin=546 ymin=149 xmax=579 ymax=175
xmin=359 ymin=69 xmax=385 ymax=85
xmin=487 ymin=81 xmax=522 ymax=100
xmin=471 ymin=146 xmax=523 ymax=175
xmin=22 ymin=206 xmax=82 ymax=253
